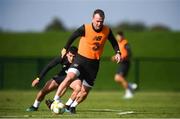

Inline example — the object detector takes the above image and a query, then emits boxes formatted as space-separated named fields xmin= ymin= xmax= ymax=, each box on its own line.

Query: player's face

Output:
xmin=116 ymin=34 xmax=123 ymax=41
xmin=92 ymin=14 xmax=104 ymax=30
xmin=66 ymin=52 xmax=75 ymax=63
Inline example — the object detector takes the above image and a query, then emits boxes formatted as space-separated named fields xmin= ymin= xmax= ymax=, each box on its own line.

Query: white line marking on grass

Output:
xmin=89 ymin=108 xmax=122 ymax=112
xmin=117 ymin=111 xmax=135 ymax=115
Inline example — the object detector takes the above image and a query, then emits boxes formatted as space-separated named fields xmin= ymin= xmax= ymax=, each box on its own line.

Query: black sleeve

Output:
xmin=108 ymin=29 xmax=120 ymax=54
xmin=39 ymin=57 xmax=62 ymax=80
xmin=64 ymin=25 xmax=85 ymax=49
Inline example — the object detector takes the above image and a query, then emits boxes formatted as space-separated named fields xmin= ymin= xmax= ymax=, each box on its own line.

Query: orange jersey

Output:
xmin=78 ymin=24 xmax=110 ymax=60
xmin=118 ymin=39 xmax=128 ymax=59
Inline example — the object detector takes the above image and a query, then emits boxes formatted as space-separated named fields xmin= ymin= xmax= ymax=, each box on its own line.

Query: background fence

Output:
xmin=0 ymin=57 xmax=179 ymax=91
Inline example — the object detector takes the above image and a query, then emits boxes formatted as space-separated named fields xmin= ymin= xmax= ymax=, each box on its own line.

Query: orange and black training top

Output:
xmin=117 ymin=39 xmax=131 ymax=60
xmin=64 ymin=23 xmax=120 ymax=60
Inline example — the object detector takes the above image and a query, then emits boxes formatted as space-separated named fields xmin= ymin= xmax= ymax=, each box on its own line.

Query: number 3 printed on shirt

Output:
xmin=92 ymin=42 xmax=100 ymax=51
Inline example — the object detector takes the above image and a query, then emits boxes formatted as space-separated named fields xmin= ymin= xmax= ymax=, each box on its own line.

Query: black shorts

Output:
xmin=68 ymin=54 xmax=100 ymax=87
xmin=52 ymin=74 xmax=66 ymax=85
xmin=117 ymin=60 xmax=130 ymax=77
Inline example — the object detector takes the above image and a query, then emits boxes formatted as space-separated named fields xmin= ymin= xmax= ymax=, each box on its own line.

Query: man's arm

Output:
xmin=108 ymin=29 xmax=121 ymax=63
xmin=38 ymin=57 xmax=61 ymax=80
xmin=64 ymin=25 xmax=85 ymax=50
xmin=61 ymin=25 xmax=85 ymax=58
xmin=108 ymin=29 xmax=120 ymax=54
xmin=32 ymin=57 xmax=61 ymax=87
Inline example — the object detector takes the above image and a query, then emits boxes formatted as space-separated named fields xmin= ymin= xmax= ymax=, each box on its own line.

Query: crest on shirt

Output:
xmin=93 ymin=36 xmax=102 ymax=41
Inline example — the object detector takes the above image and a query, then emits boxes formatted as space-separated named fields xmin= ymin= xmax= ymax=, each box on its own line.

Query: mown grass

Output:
xmin=0 ymin=90 xmax=180 ymax=118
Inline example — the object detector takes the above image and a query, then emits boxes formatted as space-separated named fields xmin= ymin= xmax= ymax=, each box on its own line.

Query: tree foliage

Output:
xmin=45 ymin=17 xmax=66 ymax=32
xmin=114 ymin=21 xmax=147 ymax=32
xmin=150 ymin=24 xmax=171 ymax=31
xmin=113 ymin=21 xmax=171 ymax=32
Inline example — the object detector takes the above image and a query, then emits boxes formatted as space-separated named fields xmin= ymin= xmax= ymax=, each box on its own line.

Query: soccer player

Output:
xmin=112 ymin=31 xmax=136 ymax=99
xmin=51 ymin=9 xmax=121 ymax=114
xmin=26 ymin=46 xmax=82 ymax=112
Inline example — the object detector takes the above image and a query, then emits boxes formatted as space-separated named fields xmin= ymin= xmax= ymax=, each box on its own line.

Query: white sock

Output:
xmin=65 ymin=98 xmax=73 ymax=106
xmin=53 ymin=95 xmax=60 ymax=101
xmin=33 ymin=100 xmax=40 ymax=108
xmin=70 ymin=100 xmax=78 ymax=107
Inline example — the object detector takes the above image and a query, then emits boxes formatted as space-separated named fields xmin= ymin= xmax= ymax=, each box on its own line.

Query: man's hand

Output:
xmin=111 ymin=55 xmax=116 ymax=62
xmin=32 ymin=77 xmax=40 ymax=87
xmin=61 ymin=48 xmax=67 ymax=58
xmin=114 ymin=53 xmax=121 ymax=63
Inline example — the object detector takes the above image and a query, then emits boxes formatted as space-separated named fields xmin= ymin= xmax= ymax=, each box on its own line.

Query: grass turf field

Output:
xmin=0 ymin=90 xmax=180 ymax=118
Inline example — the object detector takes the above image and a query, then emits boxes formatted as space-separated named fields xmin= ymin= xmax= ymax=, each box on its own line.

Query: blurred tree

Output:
xmin=45 ymin=17 xmax=66 ymax=32
xmin=0 ymin=27 xmax=3 ymax=32
xmin=150 ymin=24 xmax=171 ymax=31
xmin=114 ymin=21 xmax=147 ymax=31
xmin=132 ymin=22 xmax=147 ymax=31
xmin=113 ymin=21 xmax=171 ymax=32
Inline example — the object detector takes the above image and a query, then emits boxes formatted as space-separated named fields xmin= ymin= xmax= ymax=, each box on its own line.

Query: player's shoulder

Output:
xmin=53 ymin=56 xmax=62 ymax=64
xmin=104 ymin=25 xmax=111 ymax=31
xmin=103 ymin=25 xmax=111 ymax=34
xmin=84 ymin=24 xmax=92 ymax=30
xmin=123 ymin=39 xmax=128 ymax=43
xmin=61 ymin=56 xmax=70 ymax=64
xmin=104 ymin=24 xmax=110 ymax=28
xmin=120 ymin=39 xmax=128 ymax=46
xmin=84 ymin=23 xmax=90 ymax=27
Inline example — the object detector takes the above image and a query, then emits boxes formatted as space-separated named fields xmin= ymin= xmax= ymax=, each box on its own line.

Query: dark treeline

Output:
xmin=0 ymin=17 xmax=172 ymax=33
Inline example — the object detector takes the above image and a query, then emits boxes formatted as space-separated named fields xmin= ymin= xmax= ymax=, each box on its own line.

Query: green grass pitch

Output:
xmin=0 ymin=90 xmax=180 ymax=118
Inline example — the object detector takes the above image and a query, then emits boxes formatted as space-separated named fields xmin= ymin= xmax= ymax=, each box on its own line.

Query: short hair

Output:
xmin=117 ymin=31 xmax=124 ymax=37
xmin=93 ymin=9 xmax=105 ymax=19
xmin=68 ymin=46 xmax=78 ymax=54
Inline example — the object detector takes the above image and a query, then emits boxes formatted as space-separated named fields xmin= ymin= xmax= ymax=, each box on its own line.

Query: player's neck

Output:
xmin=91 ymin=23 xmax=103 ymax=33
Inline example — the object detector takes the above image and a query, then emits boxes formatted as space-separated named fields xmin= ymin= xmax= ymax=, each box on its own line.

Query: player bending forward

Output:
xmin=50 ymin=9 xmax=122 ymax=114
xmin=26 ymin=46 xmax=81 ymax=112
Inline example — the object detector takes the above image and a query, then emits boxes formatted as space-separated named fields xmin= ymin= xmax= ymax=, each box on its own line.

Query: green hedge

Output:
xmin=1 ymin=31 xmax=180 ymax=58
xmin=0 ymin=31 xmax=180 ymax=91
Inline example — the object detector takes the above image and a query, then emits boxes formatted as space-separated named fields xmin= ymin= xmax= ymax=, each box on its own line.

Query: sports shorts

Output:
xmin=67 ymin=54 xmax=99 ymax=88
xmin=116 ymin=60 xmax=130 ymax=77
xmin=52 ymin=74 xmax=66 ymax=85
